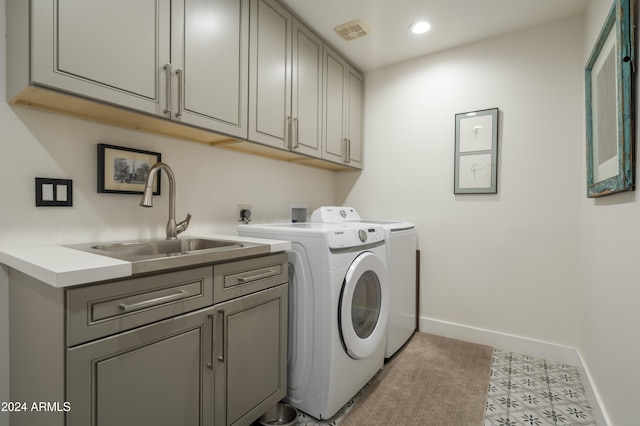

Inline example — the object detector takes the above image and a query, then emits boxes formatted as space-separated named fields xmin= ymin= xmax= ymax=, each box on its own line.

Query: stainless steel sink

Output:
xmin=66 ymin=237 xmax=269 ymax=274
xmin=91 ymin=238 xmax=242 ymax=258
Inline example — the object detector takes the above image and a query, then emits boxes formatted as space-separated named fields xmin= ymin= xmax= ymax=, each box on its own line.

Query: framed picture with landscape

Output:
xmin=97 ymin=144 xmax=161 ymax=195
xmin=585 ymin=0 xmax=635 ymax=197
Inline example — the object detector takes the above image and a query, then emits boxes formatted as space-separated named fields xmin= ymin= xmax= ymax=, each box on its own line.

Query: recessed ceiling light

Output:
xmin=409 ymin=20 xmax=431 ymax=35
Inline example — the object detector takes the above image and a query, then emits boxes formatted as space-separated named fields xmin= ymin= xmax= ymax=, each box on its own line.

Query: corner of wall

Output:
xmin=576 ymin=349 xmax=612 ymax=426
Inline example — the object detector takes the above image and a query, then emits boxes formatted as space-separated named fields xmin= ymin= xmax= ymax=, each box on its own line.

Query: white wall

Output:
xmin=0 ymin=1 xmax=336 ymax=424
xmin=1 ymin=1 xmax=9 ymax=424
xmin=338 ymin=16 xmax=585 ymax=348
xmin=579 ymin=1 xmax=640 ymax=425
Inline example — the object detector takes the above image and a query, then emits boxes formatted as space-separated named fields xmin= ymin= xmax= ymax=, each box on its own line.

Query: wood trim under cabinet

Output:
xmin=11 ymin=86 xmax=359 ymax=172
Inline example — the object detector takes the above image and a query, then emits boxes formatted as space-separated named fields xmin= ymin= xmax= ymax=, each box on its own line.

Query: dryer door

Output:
xmin=339 ymin=251 xmax=389 ymax=360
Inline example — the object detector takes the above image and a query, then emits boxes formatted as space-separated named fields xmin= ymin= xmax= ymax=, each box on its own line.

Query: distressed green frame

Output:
xmin=585 ymin=0 xmax=635 ymax=197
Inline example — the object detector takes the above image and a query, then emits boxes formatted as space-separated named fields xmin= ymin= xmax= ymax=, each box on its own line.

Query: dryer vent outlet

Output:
xmin=334 ymin=19 xmax=371 ymax=41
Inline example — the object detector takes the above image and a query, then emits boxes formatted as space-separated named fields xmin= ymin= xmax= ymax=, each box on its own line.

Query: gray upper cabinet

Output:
xmin=9 ymin=0 xmax=249 ymax=139
xmin=7 ymin=0 xmax=363 ymax=170
xmin=291 ymin=19 xmax=324 ymax=157
xmin=171 ymin=0 xmax=250 ymax=138
xmin=25 ymin=0 xmax=171 ymax=115
xmin=323 ymin=45 xmax=364 ymax=169
xmin=249 ymin=0 xmax=323 ymax=157
xmin=248 ymin=0 xmax=293 ymax=149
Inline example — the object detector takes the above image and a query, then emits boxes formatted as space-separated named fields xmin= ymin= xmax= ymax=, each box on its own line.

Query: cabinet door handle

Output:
xmin=342 ymin=138 xmax=348 ymax=162
xmin=286 ymin=116 xmax=293 ymax=150
xmin=217 ymin=310 xmax=225 ymax=362
xmin=293 ymin=118 xmax=299 ymax=149
xmin=207 ymin=313 xmax=214 ymax=369
xmin=346 ymin=139 xmax=351 ymax=164
xmin=118 ymin=290 xmax=188 ymax=312
xmin=163 ymin=63 xmax=172 ymax=118
xmin=237 ymin=269 xmax=277 ymax=283
xmin=175 ymin=68 xmax=184 ymax=118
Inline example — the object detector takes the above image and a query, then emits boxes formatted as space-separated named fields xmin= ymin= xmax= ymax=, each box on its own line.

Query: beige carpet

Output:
xmin=340 ymin=332 xmax=493 ymax=426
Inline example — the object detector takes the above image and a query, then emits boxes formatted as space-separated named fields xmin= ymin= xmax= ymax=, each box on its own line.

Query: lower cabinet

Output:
xmin=8 ymin=253 xmax=288 ymax=426
xmin=67 ymin=309 xmax=215 ymax=426
xmin=66 ymin=283 xmax=287 ymax=426
xmin=215 ymin=283 xmax=288 ymax=426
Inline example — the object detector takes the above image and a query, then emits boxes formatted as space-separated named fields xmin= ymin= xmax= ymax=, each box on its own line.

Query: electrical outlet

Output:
xmin=238 ymin=204 xmax=252 ymax=223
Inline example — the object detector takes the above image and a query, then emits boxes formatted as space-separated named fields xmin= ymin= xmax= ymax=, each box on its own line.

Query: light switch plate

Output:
xmin=36 ymin=178 xmax=73 ymax=207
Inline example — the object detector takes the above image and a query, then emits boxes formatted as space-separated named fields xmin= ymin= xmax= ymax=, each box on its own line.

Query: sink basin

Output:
xmin=92 ymin=238 xmax=241 ymax=258
xmin=66 ymin=236 xmax=269 ymax=274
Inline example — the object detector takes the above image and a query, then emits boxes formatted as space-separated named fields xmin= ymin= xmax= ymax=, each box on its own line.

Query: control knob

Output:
xmin=358 ymin=229 xmax=368 ymax=242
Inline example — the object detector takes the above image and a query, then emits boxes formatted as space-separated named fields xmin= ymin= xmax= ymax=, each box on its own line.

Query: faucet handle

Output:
xmin=177 ymin=213 xmax=192 ymax=235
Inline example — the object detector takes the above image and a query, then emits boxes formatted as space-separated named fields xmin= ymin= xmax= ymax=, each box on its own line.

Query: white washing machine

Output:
xmin=238 ymin=222 xmax=389 ymax=420
xmin=311 ymin=206 xmax=417 ymax=358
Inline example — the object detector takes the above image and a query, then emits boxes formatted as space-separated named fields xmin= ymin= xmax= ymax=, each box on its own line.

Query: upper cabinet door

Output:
xmin=248 ymin=0 xmax=292 ymax=149
xmin=346 ymin=66 xmax=364 ymax=168
xmin=291 ymin=19 xmax=323 ymax=157
xmin=322 ymin=44 xmax=363 ymax=169
xmin=32 ymin=0 xmax=170 ymax=115
xmin=322 ymin=45 xmax=347 ymax=164
xmin=172 ymin=0 xmax=250 ymax=139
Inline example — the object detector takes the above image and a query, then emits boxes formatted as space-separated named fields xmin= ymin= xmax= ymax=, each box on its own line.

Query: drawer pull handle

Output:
xmin=237 ymin=269 xmax=277 ymax=283
xmin=119 ymin=290 xmax=188 ymax=312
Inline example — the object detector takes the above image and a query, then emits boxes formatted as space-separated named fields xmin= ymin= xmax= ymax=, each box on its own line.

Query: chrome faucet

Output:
xmin=140 ymin=162 xmax=191 ymax=240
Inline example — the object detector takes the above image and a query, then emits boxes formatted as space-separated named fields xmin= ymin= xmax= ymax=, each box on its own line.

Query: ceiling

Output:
xmin=279 ymin=0 xmax=588 ymax=72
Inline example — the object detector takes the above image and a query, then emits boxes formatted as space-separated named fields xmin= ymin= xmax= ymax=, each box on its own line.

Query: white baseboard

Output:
xmin=575 ymin=350 xmax=612 ymax=426
xmin=419 ymin=316 xmax=610 ymax=425
xmin=419 ymin=316 xmax=579 ymax=364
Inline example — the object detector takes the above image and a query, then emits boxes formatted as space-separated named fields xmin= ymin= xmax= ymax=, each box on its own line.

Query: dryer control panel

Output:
xmin=311 ymin=206 xmax=361 ymax=222
xmin=327 ymin=226 xmax=384 ymax=249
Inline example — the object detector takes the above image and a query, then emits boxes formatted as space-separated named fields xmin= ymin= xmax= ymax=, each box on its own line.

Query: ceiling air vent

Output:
xmin=334 ymin=19 xmax=371 ymax=41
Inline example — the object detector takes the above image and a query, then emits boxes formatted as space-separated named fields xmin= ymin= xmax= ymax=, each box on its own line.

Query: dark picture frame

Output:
xmin=585 ymin=0 xmax=635 ymax=197
xmin=97 ymin=144 xmax=161 ymax=195
xmin=454 ymin=108 xmax=499 ymax=194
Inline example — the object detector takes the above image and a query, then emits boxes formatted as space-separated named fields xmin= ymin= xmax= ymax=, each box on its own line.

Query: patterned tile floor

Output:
xmin=485 ymin=349 xmax=598 ymax=426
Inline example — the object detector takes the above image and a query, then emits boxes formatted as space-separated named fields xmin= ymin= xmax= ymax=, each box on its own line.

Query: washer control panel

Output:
xmin=327 ymin=226 xmax=384 ymax=249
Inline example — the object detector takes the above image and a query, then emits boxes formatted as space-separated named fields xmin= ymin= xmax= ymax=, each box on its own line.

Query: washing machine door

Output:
xmin=339 ymin=251 xmax=389 ymax=360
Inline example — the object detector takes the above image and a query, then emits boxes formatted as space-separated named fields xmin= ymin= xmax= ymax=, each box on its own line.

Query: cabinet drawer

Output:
xmin=67 ymin=266 xmax=213 ymax=346
xmin=214 ymin=253 xmax=287 ymax=303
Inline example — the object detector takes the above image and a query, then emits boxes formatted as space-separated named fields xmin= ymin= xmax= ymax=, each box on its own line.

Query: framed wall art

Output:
xmin=97 ymin=144 xmax=161 ymax=195
xmin=454 ymin=108 xmax=499 ymax=194
xmin=585 ymin=0 xmax=635 ymax=198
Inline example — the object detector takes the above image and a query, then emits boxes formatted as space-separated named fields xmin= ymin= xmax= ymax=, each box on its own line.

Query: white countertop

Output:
xmin=0 ymin=234 xmax=291 ymax=288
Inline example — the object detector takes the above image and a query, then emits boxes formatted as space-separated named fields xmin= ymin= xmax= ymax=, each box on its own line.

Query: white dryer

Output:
xmin=311 ymin=206 xmax=417 ymax=358
xmin=238 ymin=222 xmax=389 ymax=420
